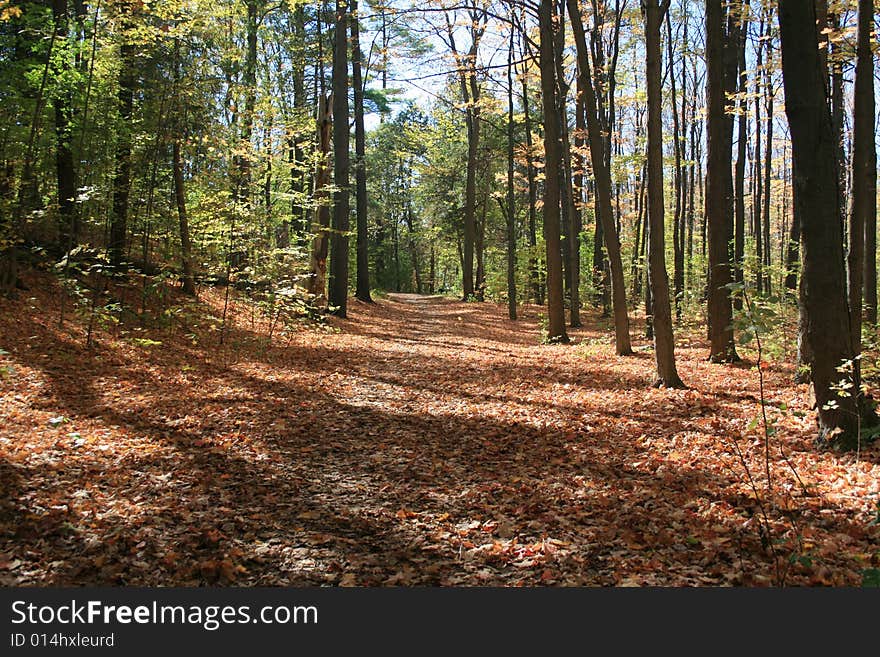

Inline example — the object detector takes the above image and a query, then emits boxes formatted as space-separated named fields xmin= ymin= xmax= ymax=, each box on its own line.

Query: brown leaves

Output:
xmin=1 ymin=271 xmax=879 ymax=586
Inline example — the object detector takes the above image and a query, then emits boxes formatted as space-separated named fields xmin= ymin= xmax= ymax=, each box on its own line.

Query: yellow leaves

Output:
xmin=0 ymin=2 xmax=21 ymax=21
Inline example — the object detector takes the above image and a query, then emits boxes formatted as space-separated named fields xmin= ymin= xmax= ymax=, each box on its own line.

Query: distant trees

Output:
xmin=440 ymin=1 xmax=488 ymax=301
xmin=3 ymin=0 xmax=880 ymax=447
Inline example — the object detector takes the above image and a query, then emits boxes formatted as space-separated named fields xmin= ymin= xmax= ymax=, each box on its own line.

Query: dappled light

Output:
xmin=1 ymin=272 xmax=878 ymax=586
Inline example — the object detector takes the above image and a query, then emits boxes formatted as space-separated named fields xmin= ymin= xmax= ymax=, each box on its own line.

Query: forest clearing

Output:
xmin=1 ymin=270 xmax=879 ymax=587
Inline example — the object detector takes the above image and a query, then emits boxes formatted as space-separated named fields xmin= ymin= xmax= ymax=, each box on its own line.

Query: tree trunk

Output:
xmin=829 ymin=10 xmax=847 ymax=225
xmin=733 ymin=3 xmax=748 ymax=310
xmin=754 ymin=58 xmax=764 ymax=295
xmin=704 ymin=0 xmax=739 ymax=363
xmin=351 ymin=0 xmax=371 ymax=303
xmin=552 ymin=10 xmax=579 ymax=326
xmin=505 ymin=20 xmax=517 ymax=320
xmin=328 ymin=0 xmax=350 ymax=316
xmin=631 ymin=161 xmax=647 ymax=300
xmin=475 ymin=200 xmax=486 ymax=300
xmin=559 ymin=105 xmax=580 ymax=327
xmin=539 ymin=0 xmax=569 ymax=344
xmin=463 ymin=97 xmax=478 ymax=297
xmin=762 ymin=41 xmax=774 ymax=297
xmin=667 ymin=11 xmax=683 ymax=320
xmin=290 ymin=3 xmax=307 ymax=245
xmin=645 ymin=0 xmax=683 ymax=386
xmin=686 ymin=52 xmax=698 ymax=289
xmin=445 ymin=6 xmax=486 ymax=300
xmin=778 ymin=0 xmax=871 ymax=447
xmin=52 ymin=0 xmax=77 ymax=248
xmin=567 ymin=0 xmax=632 ymax=354
xmin=592 ymin=201 xmax=605 ymax=308
xmin=784 ymin=152 xmax=800 ymax=296
xmin=861 ymin=0 xmax=878 ymax=326
xmin=308 ymin=96 xmax=333 ymax=304
xmin=110 ymin=38 xmax=134 ymax=270
xmin=850 ymin=0 xmax=874 ymax=366
xmin=173 ymin=139 xmax=195 ymax=296
xmin=521 ymin=59 xmax=542 ymax=305
xmin=234 ymin=0 xmax=259 ymax=206
xmin=404 ymin=204 xmax=421 ymax=294
xmin=170 ymin=36 xmax=194 ymax=296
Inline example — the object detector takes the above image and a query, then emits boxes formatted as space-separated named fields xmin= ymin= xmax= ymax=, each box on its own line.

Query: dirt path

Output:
xmin=1 ymin=276 xmax=879 ymax=585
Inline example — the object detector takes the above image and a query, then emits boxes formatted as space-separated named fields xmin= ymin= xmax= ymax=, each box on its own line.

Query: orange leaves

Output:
xmin=2 ymin=270 xmax=880 ymax=586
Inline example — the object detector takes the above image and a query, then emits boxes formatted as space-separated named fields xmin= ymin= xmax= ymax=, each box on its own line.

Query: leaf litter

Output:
xmin=0 ymin=275 xmax=879 ymax=586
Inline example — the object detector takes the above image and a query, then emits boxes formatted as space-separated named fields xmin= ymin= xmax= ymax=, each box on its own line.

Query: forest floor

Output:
xmin=2 ymin=271 xmax=880 ymax=586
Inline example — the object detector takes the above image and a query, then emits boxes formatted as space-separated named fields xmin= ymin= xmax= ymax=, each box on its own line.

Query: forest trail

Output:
xmin=1 ymin=273 xmax=880 ymax=586
xmin=385 ymin=293 xmax=448 ymax=304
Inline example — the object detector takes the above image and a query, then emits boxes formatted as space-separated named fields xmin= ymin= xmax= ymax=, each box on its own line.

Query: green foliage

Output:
xmin=258 ymin=283 xmax=325 ymax=338
xmin=727 ymin=283 xmax=779 ymax=347
xmin=537 ymin=312 xmax=549 ymax=344
xmin=862 ymin=568 xmax=880 ymax=587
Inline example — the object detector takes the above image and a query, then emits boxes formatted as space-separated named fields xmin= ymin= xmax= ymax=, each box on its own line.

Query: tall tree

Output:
xmin=234 ymin=0 xmax=261 ymax=206
xmin=172 ymin=37 xmax=194 ymax=296
xmin=553 ymin=11 xmax=579 ymax=328
xmin=644 ymin=0 xmax=683 ymax=387
xmin=731 ymin=0 xmax=748 ymax=309
xmin=519 ymin=33 xmax=543 ymax=306
xmin=567 ymin=0 xmax=632 ymax=355
xmin=51 ymin=0 xmax=76 ymax=248
xmin=308 ymin=95 xmax=333 ymax=304
xmin=504 ymin=14 xmax=517 ymax=321
xmin=856 ymin=0 xmax=877 ymax=325
xmin=778 ymin=0 xmax=872 ymax=446
xmin=760 ymin=14 xmax=774 ymax=296
xmin=704 ymin=0 xmax=740 ymax=363
xmin=539 ymin=0 xmax=568 ymax=343
xmin=849 ymin=0 xmax=875 ymax=363
xmin=442 ymin=2 xmax=487 ymax=300
xmin=351 ymin=0 xmax=371 ymax=303
xmin=328 ymin=0 xmax=350 ymax=316
xmin=667 ymin=4 xmax=683 ymax=319
xmin=109 ymin=2 xmax=136 ymax=269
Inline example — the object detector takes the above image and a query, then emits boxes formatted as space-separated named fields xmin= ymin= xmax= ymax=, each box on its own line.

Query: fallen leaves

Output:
xmin=1 ymin=272 xmax=879 ymax=586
